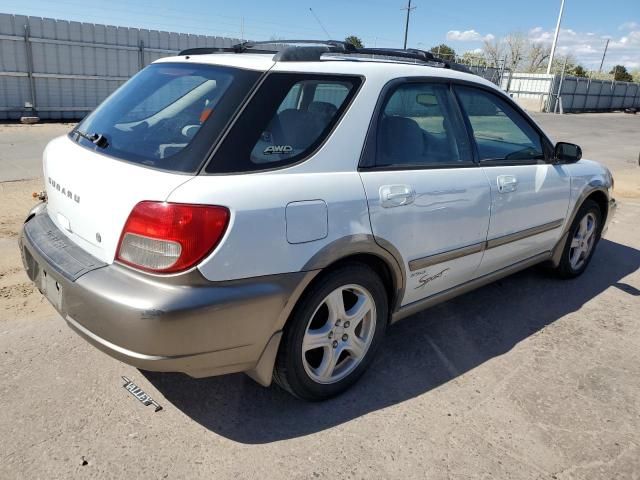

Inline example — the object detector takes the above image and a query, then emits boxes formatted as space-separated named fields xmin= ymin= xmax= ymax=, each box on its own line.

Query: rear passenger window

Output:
xmin=375 ymin=83 xmax=472 ymax=167
xmin=207 ymin=74 xmax=361 ymax=173
xmin=455 ymin=86 xmax=545 ymax=163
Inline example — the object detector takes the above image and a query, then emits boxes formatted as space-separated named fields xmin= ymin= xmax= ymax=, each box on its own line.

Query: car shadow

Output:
xmin=143 ymin=239 xmax=640 ymax=444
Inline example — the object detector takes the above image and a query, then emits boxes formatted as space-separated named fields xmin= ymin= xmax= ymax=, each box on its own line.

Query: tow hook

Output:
xmin=32 ymin=191 xmax=47 ymax=202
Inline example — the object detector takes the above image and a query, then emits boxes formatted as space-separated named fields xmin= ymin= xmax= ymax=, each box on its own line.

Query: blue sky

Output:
xmin=2 ymin=0 xmax=639 ymax=69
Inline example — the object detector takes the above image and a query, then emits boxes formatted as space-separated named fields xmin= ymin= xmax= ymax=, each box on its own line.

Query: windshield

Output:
xmin=71 ymin=62 xmax=262 ymax=173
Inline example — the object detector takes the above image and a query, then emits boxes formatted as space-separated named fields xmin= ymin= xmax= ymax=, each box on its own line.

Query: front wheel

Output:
xmin=274 ymin=263 xmax=388 ymax=401
xmin=554 ymin=199 xmax=602 ymax=278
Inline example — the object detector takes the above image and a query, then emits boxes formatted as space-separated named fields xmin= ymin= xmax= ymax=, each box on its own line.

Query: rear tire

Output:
xmin=554 ymin=199 xmax=602 ymax=278
xmin=274 ymin=263 xmax=388 ymax=401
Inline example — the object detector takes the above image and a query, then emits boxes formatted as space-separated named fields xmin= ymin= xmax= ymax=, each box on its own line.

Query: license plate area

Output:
xmin=24 ymin=213 xmax=106 ymax=282
xmin=39 ymin=269 xmax=63 ymax=312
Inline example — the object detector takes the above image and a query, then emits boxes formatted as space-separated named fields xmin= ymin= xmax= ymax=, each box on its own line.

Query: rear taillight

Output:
xmin=116 ymin=201 xmax=229 ymax=274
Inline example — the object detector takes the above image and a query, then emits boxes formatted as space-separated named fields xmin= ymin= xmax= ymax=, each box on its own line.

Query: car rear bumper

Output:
xmin=19 ymin=206 xmax=315 ymax=381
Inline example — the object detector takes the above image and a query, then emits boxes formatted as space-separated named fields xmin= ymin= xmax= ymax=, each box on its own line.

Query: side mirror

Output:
xmin=554 ymin=142 xmax=582 ymax=163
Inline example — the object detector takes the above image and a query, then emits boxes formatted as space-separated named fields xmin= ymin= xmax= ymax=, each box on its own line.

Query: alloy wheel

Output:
xmin=569 ymin=212 xmax=597 ymax=270
xmin=301 ymin=284 xmax=377 ymax=384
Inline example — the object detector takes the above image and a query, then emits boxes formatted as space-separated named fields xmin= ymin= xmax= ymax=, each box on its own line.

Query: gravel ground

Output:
xmin=0 ymin=114 xmax=639 ymax=479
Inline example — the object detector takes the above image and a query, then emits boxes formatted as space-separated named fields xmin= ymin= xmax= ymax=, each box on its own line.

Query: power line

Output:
xmin=401 ymin=0 xmax=416 ymax=50
xmin=3 ymin=0 xmax=408 ymax=47
xmin=1 ymin=0 xmax=328 ymax=40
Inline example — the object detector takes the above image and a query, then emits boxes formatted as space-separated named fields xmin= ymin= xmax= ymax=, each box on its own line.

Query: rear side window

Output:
xmin=206 ymin=73 xmax=361 ymax=173
xmin=455 ymin=86 xmax=545 ymax=163
xmin=71 ymin=63 xmax=261 ymax=173
xmin=313 ymin=83 xmax=350 ymax=108
xmin=375 ymin=83 xmax=472 ymax=167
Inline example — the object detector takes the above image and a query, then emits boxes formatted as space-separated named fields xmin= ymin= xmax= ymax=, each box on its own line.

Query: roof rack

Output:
xmin=179 ymin=40 xmax=354 ymax=57
xmin=177 ymin=40 xmax=471 ymax=72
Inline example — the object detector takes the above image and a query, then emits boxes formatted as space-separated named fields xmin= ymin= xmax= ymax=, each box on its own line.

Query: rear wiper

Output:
xmin=75 ymin=129 xmax=109 ymax=149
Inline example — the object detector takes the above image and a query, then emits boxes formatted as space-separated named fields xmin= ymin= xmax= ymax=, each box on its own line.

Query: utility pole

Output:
xmin=402 ymin=0 xmax=416 ymax=50
xmin=547 ymin=0 xmax=566 ymax=74
xmin=598 ymin=38 xmax=610 ymax=73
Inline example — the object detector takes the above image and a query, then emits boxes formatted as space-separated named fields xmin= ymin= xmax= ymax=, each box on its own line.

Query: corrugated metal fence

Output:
xmin=502 ymin=72 xmax=640 ymax=113
xmin=549 ymin=75 xmax=640 ymax=112
xmin=3 ymin=12 xmax=639 ymax=118
xmin=466 ymin=65 xmax=507 ymax=87
xmin=0 ymin=13 xmax=240 ymax=120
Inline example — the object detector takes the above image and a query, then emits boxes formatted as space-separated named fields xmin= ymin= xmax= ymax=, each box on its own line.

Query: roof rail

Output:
xmin=177 ymin=40 xmax=473 ymax=72
xmin=241 ymin=39 xmax=357 ymax=52
xmin=361 ymin=48 xmax=472 ymax=73
xmin=178 ymin=40 xmax=355 ymax=57
xmin=355 ymin=47 xmax=437 ymax=62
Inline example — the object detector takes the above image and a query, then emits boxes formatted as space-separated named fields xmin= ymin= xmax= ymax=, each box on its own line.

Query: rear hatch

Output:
xmin=44 ymin=136 xmax=192 ymax=263
xmin=42 ymin=59 xmax=264 ymax=264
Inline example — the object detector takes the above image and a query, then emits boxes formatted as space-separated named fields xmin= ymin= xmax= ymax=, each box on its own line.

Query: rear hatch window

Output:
xmin=70 ymin=62 xmax=262 ymax=173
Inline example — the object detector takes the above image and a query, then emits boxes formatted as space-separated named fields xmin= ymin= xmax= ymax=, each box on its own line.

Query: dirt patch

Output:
xmin=0 ymin=280 xmax=45 ymax=321
xmin=0 ymin=282 xmax=35 ymax=300
xmin=0 ymin=266 xmax=20 ymax=280
xmin=0 ymin=180 xmax=43 ymax=214
xmin=0 ymin=224 xmax=19 ymax=238
xmin=0 ymin=179 xmax=50 ymax=321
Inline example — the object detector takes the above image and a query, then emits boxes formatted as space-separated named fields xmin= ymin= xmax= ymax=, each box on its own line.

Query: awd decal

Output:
xmin=122 ymin=376 xmax=162 ymax=412
xmin=264 ymin=145 xmax=293 ymax=155
xmin=414 ymin=268 xmax=450 ymax=290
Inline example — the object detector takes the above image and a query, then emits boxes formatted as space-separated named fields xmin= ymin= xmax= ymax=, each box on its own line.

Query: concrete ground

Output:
xmin=0 ymin=114 xmax=639 ymax=479
xmin=532 ymin=112 xmax=640 ymax=198
xmin=0 ymin=123 xmax=73 ymax=182
xmin=0 ymin=113 xmax=638 ymax=190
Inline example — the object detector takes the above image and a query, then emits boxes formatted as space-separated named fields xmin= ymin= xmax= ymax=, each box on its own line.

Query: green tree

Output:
xmin=460 ymin=50 xmax=487 ymax=67
xmin=430 ymin=44 xmax=456 ymax=60
xmin=610 ymin=65 xmax=633 ymax=82
xmin=344 ymin=36 xmax=364 ymax=49
xmin=568 ymin=64 xmax=588 ymax=77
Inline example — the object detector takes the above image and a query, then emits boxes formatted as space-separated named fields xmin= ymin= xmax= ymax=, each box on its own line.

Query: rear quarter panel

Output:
xmin=168 ymin=171 xmax=372 ymax=281
xmin=168 ymin=73 xmax=387 ymax=282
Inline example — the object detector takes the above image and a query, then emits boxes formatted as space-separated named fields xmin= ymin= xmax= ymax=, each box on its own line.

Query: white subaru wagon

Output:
xmin=20 ymin=41 xmax=616 ymax=400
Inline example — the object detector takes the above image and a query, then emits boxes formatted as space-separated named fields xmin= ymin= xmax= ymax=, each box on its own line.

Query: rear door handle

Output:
xmin=380 ymin=185 xmax=415 ymax=208
xmin=497 ymin=175 xmax=518 ymax=193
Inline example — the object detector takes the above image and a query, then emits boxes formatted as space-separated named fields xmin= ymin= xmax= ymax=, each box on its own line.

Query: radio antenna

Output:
xmin=309 ymin=8 xmax=332 ymax=39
